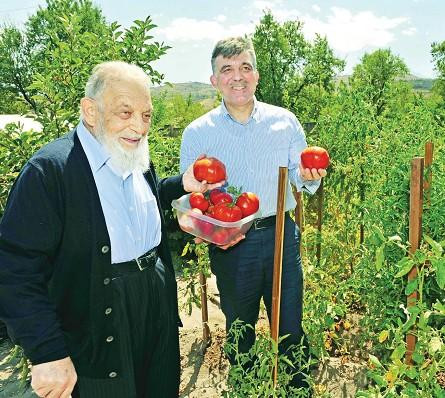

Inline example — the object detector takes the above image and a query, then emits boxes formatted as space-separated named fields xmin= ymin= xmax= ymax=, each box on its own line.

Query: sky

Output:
xmin=0 ymin=0 xmax=443 ymax=84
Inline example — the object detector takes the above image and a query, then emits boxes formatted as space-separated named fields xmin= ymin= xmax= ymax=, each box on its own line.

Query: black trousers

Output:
xmin=72 ymin=258 xmax=180 ymax=398
xmin=209 ymin=215 xmax=310 ymax=389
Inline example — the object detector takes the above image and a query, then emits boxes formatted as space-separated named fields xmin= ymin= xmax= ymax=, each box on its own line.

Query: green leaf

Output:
xmin=378 ymin=330 xmax=389 ymax=343
xmin=432 ymin=258 xmax=445 ymax=289
xmin=368 ymin=354 xmax=383 ymax=368
xmin=424 ymin=234 xmax=443 ymax=256
xmin=405 ymin=278 xmax=418 ymax=296
xmin=375 ymin=244 xmax=385 ymax=271
xmin=181 ymin=242 xmax=190 ymax=257
xmin=395 ymin=256 xmax=414 ymax=278
xmin=390 ymin=344 xmax=406 ymax=362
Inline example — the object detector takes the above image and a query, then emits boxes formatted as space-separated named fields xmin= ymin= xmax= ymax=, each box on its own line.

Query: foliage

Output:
xmin=350 ymin=49 xmax=410 ymax=117
xmin=252 ymin=11 xmax=344 ymax=121
xmin=0 ymin=124 xmax=46 ymax=214
xmin=0 ymin=0 xmax=169 ymax=139
xmin=431 ymin=40 xmax=445 ymax=100
xmin=223 ymin=320 xmax=313 ymax=397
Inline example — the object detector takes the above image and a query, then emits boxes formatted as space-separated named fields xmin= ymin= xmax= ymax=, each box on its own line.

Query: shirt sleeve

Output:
xmin=0 ymin=162 xmax=68 ymax=364
xmin=288 ymin=116 xmax=320 ymax=195
xmin=179 ymin=125 xmax=201 ymax=174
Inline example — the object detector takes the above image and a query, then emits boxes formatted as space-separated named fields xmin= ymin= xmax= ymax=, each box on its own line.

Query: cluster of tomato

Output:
xmin=186 ymin=157 xmax=260 ymax=244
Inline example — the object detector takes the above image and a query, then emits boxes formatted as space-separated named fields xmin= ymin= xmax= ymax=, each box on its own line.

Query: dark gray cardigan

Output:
xmin=0 ymin=129 xmax=186 ymax=377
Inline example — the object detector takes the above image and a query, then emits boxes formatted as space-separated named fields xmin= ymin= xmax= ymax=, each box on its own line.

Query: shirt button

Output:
xmin=103 ymin=278 xmax=111 ymax=285
xmin=101 ymin=245 xmax=110 ymax=254
xmin=105 ymin=307 xmax=112 ymax=315
xmin=109 ymin=371 xmax=117 ymax=378
xmin=106 ymin=336 xmax=114 ymax=343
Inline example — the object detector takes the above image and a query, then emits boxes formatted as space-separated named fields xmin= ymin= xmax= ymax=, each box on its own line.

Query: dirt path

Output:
xmin=0 ymin=275 xmax=369 ymax=397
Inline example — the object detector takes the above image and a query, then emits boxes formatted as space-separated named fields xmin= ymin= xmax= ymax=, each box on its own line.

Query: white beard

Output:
xmin=95 ymin=121 xmax=150 ymax=175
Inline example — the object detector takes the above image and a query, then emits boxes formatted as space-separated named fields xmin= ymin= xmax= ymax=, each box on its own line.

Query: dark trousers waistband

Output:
xmin=252 ymin=211 xmax=290 ymax=230
xmin=111 ymin=247 xmax=158 ymax=278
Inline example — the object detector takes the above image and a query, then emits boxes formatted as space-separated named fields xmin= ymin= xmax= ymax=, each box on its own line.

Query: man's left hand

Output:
xmin=183 ymin=154 xmax=226 ymax=193
xmin=299 ymin=163 xmax=327 ymax=181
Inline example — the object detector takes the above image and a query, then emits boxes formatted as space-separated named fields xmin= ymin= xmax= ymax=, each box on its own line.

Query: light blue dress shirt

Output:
xmin=77 ymin=122 xmax=161 ymax=263
xmin=180 ymin=99 xmax=320 ymax=218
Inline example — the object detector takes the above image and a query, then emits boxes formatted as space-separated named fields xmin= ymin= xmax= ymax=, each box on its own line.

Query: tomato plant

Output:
xmin=236 ymin=192 xmax=260 ymax=217
xmin=301 ymin=146 xmax=330 ymax=169
xmin=193 ymin=157 xmax=227 ymax=183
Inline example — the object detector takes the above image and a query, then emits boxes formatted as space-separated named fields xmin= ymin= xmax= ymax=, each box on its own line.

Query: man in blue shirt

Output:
xmin=180 ymin=37 xmax=327 ymax=392
xmin=0 ymin=61 xmax=223 ymax=398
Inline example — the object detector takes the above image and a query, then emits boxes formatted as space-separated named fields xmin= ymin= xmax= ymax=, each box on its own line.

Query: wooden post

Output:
xmin=424 ymin=141 xmax=434 ymax=208
xmin=316 ymin=178 xmax=324 ymax=266
xmin=293 ymin=189 xmax=303 ymax=254
xmin=406 ymin=157 xmax=424 ymax=365
xmin=199 ymin=272 xmax=211 ymax=346
xmin=271 ymin=167 xmax=288 ymax=387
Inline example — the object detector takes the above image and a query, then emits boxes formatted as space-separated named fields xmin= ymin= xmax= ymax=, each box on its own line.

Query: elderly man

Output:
xmin=180 ymin=37 xmax=327 ymax=393
xmin=0 ymin=61 xmax=222 ymax=398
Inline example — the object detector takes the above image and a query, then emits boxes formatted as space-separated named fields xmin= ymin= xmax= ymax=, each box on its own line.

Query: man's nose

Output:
xmin=131 ymin=116 xmax=148 ymax=135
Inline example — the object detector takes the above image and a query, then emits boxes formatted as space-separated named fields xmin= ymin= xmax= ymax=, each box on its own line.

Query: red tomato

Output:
xmin=211 ymin=228 xmax=230 ymax=245
xmin=212 ymin=203 xmax=243 ymax=222
xmin=189 ymin=192 xmax=209 ymax=212
xmin=194 ymin=218 xmax=214 ymax=237
xmin=236 ymin=192 xmax=260 ymax=217
xmin=300 ymin=146 xmax=330 ymax=169
xmin=193 ymin=157 xmax=227 ymax=184
xmin=209 ymin=188 xmax=233 ymax=205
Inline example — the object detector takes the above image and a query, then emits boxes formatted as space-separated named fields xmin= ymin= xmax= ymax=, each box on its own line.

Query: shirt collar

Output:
xmin=220 ymin=96 xmax=260 ymax=124
xmin=76 ymin=121 xmax=110 ymax=174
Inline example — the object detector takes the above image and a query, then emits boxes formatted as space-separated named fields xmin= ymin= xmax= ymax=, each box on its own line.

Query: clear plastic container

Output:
xmin=171 ymin=194 xmax=261 ymax=245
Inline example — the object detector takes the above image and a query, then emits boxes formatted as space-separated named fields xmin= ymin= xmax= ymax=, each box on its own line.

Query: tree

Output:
xmin=252 ymin=12 xmax=344 ymax=121
xmin=349 ymin=49 xmax=409 ymax=117
xmin=431 ymin=40 xmax=445 ymax=100
xmin=0 ymin=0 xmax=170 ymax=138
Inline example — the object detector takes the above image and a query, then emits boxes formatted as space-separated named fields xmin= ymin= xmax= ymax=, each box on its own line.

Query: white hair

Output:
xmin=81 ymin=61 xmax=151 ymax=118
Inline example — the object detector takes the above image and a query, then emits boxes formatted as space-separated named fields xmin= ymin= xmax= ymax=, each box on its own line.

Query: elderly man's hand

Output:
xmin=31 ymin=356 xmax=77 ymax=398
xmin=183 ymin=154 xmax=226 ymax=193
xmin=299 ymin=163 xmax=327 ymax=181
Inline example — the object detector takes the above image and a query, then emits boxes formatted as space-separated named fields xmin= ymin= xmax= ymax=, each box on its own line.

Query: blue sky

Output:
xmin=0 ymin=0 xmax=443 ymax=84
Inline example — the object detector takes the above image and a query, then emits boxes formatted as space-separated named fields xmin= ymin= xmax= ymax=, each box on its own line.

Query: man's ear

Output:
xmin=210 ymin=75 xmax=217 ymax=89
xmin=80 ymin=97 xmax=98 ymax=128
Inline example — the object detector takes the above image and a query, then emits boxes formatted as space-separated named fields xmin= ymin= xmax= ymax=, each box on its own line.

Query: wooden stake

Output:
xmin=406 ymin=157 xmax=424 ymax=365
xmin=199 ymin=272 xmax=211 ymax=346
xmin=271 ymin=167 xmax=288 ymax=387
xmin=316 ymin=178 xmax=324 ymax=266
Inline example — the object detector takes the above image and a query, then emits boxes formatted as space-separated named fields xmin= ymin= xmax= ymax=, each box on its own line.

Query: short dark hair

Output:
xmin=211 ymin=36 xmax=257 ymax=74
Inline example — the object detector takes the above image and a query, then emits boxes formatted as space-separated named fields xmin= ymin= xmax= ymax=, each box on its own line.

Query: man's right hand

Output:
xmin=31 ymin=356 xmax=77 ymax=398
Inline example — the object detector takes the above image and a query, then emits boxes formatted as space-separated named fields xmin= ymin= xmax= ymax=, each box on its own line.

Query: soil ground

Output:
xmin=0 ymin=275 xmax=369 ymax=397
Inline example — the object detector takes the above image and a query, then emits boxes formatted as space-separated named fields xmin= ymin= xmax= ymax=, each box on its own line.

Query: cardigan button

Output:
xmin=109 ymin=371 xmax=117 ymax=378
xmin=105 ymin=307 xmax=112 ymax=315
xmin=101 ymin=245 xmax=110 ymax=254
xmin=106 ymin=336 xmax=114 ymax=343
xmin=103 ymin=277 xmax=111 ymax=285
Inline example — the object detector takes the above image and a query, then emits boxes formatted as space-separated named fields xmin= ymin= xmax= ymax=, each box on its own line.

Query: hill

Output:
xmin=335 ymin=74 xmax=434 ymax=91
xmin=152 ymin=75 xmax=435 ymax=104
xmin=152 ymin=82 xmax=217 ymax=102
